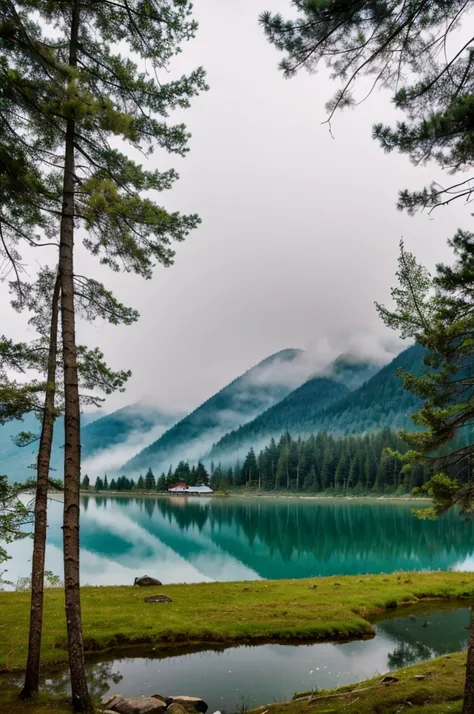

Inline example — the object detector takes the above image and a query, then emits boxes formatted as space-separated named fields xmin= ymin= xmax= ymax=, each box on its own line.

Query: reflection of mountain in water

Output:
xmin=49 ymin=497 xmax=474 ymax=584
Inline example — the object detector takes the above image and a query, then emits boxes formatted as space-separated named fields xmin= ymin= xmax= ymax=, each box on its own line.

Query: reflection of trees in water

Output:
xmin=388 ymin=641 xmax=433 ymax=670
xmin=78 ymin=496 xmax=474 ymax=576
xmin=378 ymin=609 xmax=469 ymax=655
xmin=153 ymin=498 xmax=474 ymax=566
xmin=44 ymin=661 xmax=122 ymax=701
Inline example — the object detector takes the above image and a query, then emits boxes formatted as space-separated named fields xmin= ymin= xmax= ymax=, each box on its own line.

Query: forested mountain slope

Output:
xmin=209 ymin=377 xmax=349 ymax=461
xmin=312 ymin=343 xmax=425 ymax=435
xmin=120 ymin=348 xmax=306 ymax=475
xmin=209 ymin=356 xmax=381 ymax=461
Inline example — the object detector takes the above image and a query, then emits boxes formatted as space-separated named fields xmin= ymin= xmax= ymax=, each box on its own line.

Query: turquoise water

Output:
xmin=33 ymin=606 xmax=469 ymax=711
xmin=6 ymin=495 xmax=474 ymax=586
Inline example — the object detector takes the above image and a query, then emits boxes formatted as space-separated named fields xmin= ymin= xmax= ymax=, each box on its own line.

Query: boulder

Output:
xmin=144 ymin=595 xmax=172 ymax=603
xmin=381 ymin=675 xmax=400 ymax=684
xmin=168 ymin=697 xmax=208 ymax=713
xmin=110 ymin=696 xmax=168 ymax=714
xmin=134 ymin=576 xmax=162 ymax=587
xmin=167 ymin=704 xmax=188 ymax=714
xmin=104 ymin=695 xmax=124 ymax=709
xmin=152 ymin=695 xmax=171 ymax=706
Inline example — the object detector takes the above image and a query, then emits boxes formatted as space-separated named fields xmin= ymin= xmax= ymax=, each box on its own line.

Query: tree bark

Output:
xmin=20 ymin=273 xmax=60 ymax=699
xmin=463 ymin=605 xmax=474 ymax=714
xmin=59 ymin=1 xmax=92 ymax=711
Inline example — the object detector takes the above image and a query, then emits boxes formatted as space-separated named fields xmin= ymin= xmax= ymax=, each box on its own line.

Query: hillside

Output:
xmin=209 ymin=378 xmax=349 ymax=461
xmin=209 ymin=355 xmax=380 ymax=461
xmin=311 ymin=342 xmax=425 ymax=434
xmin=81 ymin=402 xmax=179 ymax=459
xmin=209 ymin=344 xmax=425 ymax=461
xmin=0 ymin=403 xmax=179 ymax=483
xmin=120 ymin=348 xmax=306 ymax=475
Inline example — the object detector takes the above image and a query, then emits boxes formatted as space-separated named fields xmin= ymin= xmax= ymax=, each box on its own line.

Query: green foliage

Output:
xmin=260 ymin=0 xmax=474 ymax=212
xmin=212 ymin=428 xmax=429 ymax=494
xmin=0 ymin=475 xmax=31 ymax=569
xmin=379 ymin=239 xmax=474 ymax=498
xmin=144 ymin=467 xmax=156 ymax=490
xmin=1 ymin=0 xmax=207 ymax=279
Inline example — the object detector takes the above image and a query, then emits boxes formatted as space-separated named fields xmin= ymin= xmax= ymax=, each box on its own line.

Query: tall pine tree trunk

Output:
xmin=463 ymin=605 xmax=474 ymax=714
xmin=21 ymin=273 xmax=60 ymax=699
xmin=60 ymin=2 xmax=91 ymax=710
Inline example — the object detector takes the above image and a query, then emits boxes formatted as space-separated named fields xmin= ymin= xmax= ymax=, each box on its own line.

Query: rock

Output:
xmin=111 ymin=697 xmax=168 ymax=714
xmin=167 ymin=704 xmax=188 ymax=714
xmin=104 ymin=695 xmax=124 ymax=709
xmin=413 ymin=675 xmax=427 ymax=680
xmin=381 ymin=675 xmax=400 ymax=684
xmin=152 ymin=695 xmax=171 ymax=706
xmin=168 ymin=696 xmax=208 ymax=713
xmin=134 ymin=576 xmax=162 ymax=587
xmin=144 ymin=595 xmax=172 ymax=603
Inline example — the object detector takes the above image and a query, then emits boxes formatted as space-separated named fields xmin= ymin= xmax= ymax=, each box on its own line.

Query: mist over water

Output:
xmin=5 ymin=496 xmax=474 ymax=587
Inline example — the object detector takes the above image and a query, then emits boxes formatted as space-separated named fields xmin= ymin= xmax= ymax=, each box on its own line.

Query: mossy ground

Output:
xmin=251 ymin=652 xmax=467 ymax=714
xmin=0 ymin=691 xmax=73 ymax=714
xmin=1 ymin=571 xmax=474 ymax=672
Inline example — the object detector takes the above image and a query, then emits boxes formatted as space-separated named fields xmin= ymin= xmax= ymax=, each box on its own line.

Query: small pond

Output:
xmin=28 ymin=605 xmax=470 ymax=712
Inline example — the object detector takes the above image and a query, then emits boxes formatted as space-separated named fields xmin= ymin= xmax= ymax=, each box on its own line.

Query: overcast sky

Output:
xmin=1 ymin=0 xmax=470 ymax=415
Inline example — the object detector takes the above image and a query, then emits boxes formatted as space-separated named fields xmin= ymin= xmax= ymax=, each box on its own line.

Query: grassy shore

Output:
xmin=1 ymin=571 xmax=474 ymax=673
xmin=250 ymin=652 xmax=467 ymax=714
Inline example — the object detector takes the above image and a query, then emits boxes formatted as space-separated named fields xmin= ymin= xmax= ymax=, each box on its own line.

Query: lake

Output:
xmin=5 ymin=495 xmax=474 ymax=586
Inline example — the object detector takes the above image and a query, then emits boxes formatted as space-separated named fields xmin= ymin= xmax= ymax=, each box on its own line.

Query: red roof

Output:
xmin=168 ymin=481 xmax=188 ymax=490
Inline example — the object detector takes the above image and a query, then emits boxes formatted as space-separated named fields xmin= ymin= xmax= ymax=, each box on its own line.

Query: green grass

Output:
xmin=250 ymin=652 xmax=467 ymax=714
xmin=1 ymin=571 xmax=474 ymax=672
xmin=0 ymin=691 xmax=73 ymax=714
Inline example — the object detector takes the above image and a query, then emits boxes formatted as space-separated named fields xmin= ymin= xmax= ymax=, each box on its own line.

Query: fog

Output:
xmin=0 ymin=0 xmax=468 ymax=418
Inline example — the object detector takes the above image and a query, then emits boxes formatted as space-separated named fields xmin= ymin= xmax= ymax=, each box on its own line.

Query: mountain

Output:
xmin=209 ymin=343 xmax=425 ymax=462
xmin=81 ymin=402 xmax=179 ymax=460
xmin=120 ymin=348 xmax=307 ymax=475
xmin=311 ymin=343 xmax=425 ymax=434
xmin=0 ymin=403 xmax=180 ymax=483
xmin=209 ymin=355 xmax=380 ymax=461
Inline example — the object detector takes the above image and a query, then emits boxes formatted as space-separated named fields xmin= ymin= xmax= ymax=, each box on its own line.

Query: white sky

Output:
xmin=1 ymin=0 xmax=470 ymax=415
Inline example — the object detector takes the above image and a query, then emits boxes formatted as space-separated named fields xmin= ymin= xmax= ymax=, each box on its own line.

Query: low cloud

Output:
xmin=244 ymin=330 xmax=403 ymax=391
xmin=82 ymin=423 xmax=173 ymax=480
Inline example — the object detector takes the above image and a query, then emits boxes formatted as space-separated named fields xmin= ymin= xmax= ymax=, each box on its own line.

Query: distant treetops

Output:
xmin=83 ymin=428 xmax=441 ymax=495
xmin=85 ymin=462 xmax=211 ymax=493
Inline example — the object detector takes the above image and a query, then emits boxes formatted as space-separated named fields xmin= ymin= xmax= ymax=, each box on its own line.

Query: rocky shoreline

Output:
xmin=101 ymin=693 xmax=213 ymax=714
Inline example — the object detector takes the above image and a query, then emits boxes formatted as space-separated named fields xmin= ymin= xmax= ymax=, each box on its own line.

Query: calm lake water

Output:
xmin=30 ymin=606 xmax=468 ymax=711
xmin=6 ymin=495 xmax=474 ymax=586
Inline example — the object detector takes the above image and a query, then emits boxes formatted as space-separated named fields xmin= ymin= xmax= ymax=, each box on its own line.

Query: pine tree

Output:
xmin=195 ymin=462 xmax=210 ymax=486
xmin=145 ymin=468 xmax=156 ymax=491
xmin=242 ymin=448 xmax=258 ymax=486
xmin=2 ymin=3 xmax=206 ymax=708
xmin=94 ymin=477 xmax=104 ymax=492
xmin=261 ymin=0 xmax=474 ymax=212
xmin=104 ymin=475 xmax=109 ymax=491
xmin=81 ymin=476 xmax=90 ymax=490
xmin=378 ymin=239 xmax=474 ymax=712
xmin=157 ymin=474 xmax=167 ymax=492
xmin=137 ymin=475 xmax=145 ymax=491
